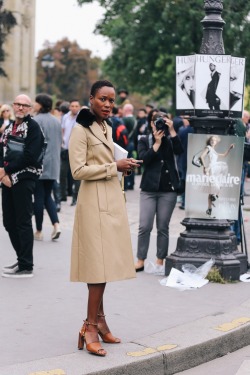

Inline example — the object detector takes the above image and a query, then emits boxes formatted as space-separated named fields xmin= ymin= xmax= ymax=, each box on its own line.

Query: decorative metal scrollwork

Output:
xmin=204 ymin=0 xmax=223 ymax=11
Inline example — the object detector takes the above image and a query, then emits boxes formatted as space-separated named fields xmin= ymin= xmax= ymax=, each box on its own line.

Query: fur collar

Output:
xmin=76 ymin=108 xmax=112 ymax=128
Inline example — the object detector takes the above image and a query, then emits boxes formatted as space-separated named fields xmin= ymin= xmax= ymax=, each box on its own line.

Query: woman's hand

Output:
xmin=164 ymin=117 xmax=176 ymax=137
xmin=203 ymin=166 xmax=210 ymax=176
xmin=153 ymin=129 xmax=165 ymax=144
xmin=229 ymin=144 xmax=235 ymax=150
xmin=116 ymin=158 xmax=142 ymax=174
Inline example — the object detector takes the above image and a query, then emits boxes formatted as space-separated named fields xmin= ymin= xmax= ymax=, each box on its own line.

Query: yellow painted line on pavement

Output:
xmin=28 ymin=370 xmax=66 ymax=375
xmin=157 ymin=344 xmax=177 ymax=351
xmin=127 ymin=344 xmax=177 ymax=357
xmin=215 ymin=317 xmax=250 ymax=332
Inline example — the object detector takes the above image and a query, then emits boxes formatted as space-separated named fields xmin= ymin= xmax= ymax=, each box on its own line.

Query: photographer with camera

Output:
xmin=134 ymin=111 xmax=183 ymax=273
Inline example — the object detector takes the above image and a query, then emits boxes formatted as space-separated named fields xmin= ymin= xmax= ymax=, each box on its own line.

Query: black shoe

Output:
xmin=2 ymin=269 xmax=33 ymax=278
xmin=60 ymin=197 xmax=67 ymax=202
xmin=206 ymin=208 xmax=212 ymax=216
xmin=179 ymin=205 xmax=185 ymax=210
xmin=2 ymin=262 xmax=18 ymax=272
xmin=210 ymin=194 xmax=218 ymax=202
xmin=71 ymin=200 xmax=77 ymax=206
xmin=135 ymin=266 xmax=144 ymax=272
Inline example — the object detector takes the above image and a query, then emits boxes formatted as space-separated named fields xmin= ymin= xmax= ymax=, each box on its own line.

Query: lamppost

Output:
xmin=165 ymin=0 xmax=248 ymax=281
xmin=41 ymin=54 xmax=55 ymax=95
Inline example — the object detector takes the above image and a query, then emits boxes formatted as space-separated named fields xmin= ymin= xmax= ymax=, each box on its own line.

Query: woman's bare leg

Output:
xmin=87 ymin=283 xmax=106 ymax=323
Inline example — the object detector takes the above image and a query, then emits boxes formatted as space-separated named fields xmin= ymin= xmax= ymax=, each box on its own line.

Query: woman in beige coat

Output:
xmin=69 ymin=80 xmax=139 ymax=357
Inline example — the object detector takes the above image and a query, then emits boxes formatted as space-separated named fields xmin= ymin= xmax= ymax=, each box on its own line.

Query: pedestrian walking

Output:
xmin=33 ymin=94 xmax=62 ymax=241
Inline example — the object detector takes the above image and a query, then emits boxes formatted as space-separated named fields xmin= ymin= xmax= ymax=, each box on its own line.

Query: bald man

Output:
xmin=0 ymin=94 xmax=44 ymax=278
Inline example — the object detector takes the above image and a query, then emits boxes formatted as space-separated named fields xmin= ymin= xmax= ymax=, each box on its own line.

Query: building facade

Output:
xmin=0 ymin=0 xmax=36 ymax=104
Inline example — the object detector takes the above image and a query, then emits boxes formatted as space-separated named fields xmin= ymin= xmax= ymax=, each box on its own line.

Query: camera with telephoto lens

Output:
xmin=154 ymin=117 xmax=169 ymax=134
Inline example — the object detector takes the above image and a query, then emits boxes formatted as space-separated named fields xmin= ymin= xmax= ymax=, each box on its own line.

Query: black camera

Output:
xmin=154 ymin=117 xmax=167 ymax=132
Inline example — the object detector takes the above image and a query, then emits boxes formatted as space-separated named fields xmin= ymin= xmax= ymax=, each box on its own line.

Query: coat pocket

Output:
xmin=96 ymin=181 xmax=108 ymax=212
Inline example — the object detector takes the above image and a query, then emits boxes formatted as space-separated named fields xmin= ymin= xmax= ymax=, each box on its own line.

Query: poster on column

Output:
xmin=185 ymin=134 xmax=244 ymax=220
xmin=229 ymin=56 xmax=246 ymax=118
xmin=195 ymin=54 xmax=231 ymax=117
xmin=176 ymin=55 xmax=196 ymax=116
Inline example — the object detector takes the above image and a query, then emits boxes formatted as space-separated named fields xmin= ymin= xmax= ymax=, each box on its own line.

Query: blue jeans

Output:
xmin=137 ymin=191 xmax=177 ymax=260
xmin=34 ymin=179 xmax=59 ymax=231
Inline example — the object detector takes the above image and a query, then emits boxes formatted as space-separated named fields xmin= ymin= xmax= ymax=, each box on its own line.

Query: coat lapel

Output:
xmin=90 ymin=121 xmax=114 ymax=155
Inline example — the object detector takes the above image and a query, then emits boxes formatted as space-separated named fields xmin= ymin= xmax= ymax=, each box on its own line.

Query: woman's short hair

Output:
xmin=35 ymin=94 xmax=53 ymax=113
xmin=90 ymin=80 xmax=115 ymax=97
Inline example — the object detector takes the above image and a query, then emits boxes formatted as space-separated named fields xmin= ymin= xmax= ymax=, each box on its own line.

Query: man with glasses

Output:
xmin=0 ymin=94 xmax=44 ymax=278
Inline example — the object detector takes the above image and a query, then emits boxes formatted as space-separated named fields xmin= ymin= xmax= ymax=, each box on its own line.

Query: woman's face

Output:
xmin=2 ymin=108 xmax=11 ymax=119
xmin=90 ymin=86 xmax=115 ymax=122
xmin=183 ymin=74 xmax=194 ymax=95
xmin=209 ymin=136 xmax=218 ymax=147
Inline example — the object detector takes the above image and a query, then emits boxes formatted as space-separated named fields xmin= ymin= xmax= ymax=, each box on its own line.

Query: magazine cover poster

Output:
xmin=176 ymin=55 xmax=195 ymax=116
xmin=229 ymin=56 xmax=246 ymax=118
xmin=185 ymin=134 xmax=244 ymax=220
xmin=195 ymin=54 xmax=231 ymax=117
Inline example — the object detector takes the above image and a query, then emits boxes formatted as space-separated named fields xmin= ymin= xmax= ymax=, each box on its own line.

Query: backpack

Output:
xmin=115 ymin=124 xmax=129 ymax=149
xmin=111 ymin=117 xmax=129 ymax=149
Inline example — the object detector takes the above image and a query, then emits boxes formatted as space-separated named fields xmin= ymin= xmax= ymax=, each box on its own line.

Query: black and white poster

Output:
xmin=176 ymin=55 xmax=195 ymax=116
xmin=185 ymin=134 xmax=244 ymax=220
xmin=194 ymin=55 xmax=231 ymax=117
xmin=229 ymin=56 xmax=246 ymax=118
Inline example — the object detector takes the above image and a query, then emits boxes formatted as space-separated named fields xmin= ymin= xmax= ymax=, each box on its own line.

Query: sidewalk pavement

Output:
xmin=1 ymin=176 xmax=250 ymax=375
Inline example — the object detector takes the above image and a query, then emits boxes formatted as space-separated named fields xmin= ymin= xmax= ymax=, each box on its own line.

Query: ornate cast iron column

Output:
xmin=165 ymin=0 xmax=248 ymax=281
xmin=200 ymin=0 xmax=225 ymax=54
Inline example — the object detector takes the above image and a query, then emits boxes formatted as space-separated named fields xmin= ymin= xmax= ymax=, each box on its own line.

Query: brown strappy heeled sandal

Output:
xmin=78 ymin=320 xmax=107 ymax=356
xmin=97 ymin=314 xmax=121 ymax=344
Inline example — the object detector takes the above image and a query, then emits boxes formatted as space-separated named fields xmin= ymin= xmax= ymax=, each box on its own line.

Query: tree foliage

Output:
xmin=77 ymin=0 xmax=250 ymax=107
xmin=0 ymin=0 xmax=16 ymax=76
xmin=36 ymin=38 xmax=102 ymax=104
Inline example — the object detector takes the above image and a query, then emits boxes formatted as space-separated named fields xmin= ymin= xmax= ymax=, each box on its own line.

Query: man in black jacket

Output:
xmin=206 ymin=63 xmax=221 ymax=110
xmin=0 ymin=94 xmax=44 ymax=278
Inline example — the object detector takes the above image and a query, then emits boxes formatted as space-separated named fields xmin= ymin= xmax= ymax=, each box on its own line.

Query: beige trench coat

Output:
xmin=69 ymin=119 xmax=136 ymax=283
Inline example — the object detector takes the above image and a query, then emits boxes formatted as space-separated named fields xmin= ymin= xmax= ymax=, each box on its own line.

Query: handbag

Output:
xmin=5 ymin=135 xmax=25 ymax=162
xmin=5 ymin=134 xmax=47 ymax=164
xmin=192 ymin=149 xmax=203 ymax=168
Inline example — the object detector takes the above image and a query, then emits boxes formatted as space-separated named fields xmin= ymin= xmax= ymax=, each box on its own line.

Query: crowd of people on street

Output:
xmin=0 ymin=88 xmax=249 ymax=278
xmin=0 ymin=81 xmax=250 ymax=357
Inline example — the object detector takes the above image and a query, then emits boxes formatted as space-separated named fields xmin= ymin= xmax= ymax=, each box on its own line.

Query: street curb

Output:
xmin=1 ymin=302 xmax=249 ymax=375
xmin=87 ymin=324 xmax=250 ymax=375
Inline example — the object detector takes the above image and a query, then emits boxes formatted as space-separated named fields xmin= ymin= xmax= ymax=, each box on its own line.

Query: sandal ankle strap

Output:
xmin=97 ymin=314 xmax=106 ymax=317
xmin=84 ymin=320 xmax=98 ymax=326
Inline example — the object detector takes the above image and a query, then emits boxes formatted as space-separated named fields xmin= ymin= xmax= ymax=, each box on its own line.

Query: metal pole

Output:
xmin=165 ymin=0 xmax=248 ymax=280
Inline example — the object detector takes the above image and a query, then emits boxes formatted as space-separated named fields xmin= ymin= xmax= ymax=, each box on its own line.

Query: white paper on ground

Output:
xmin=159 ymin=267 xmax=209 ymax=290
xmin=240 ymin=273 xmax=250 ymax=282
